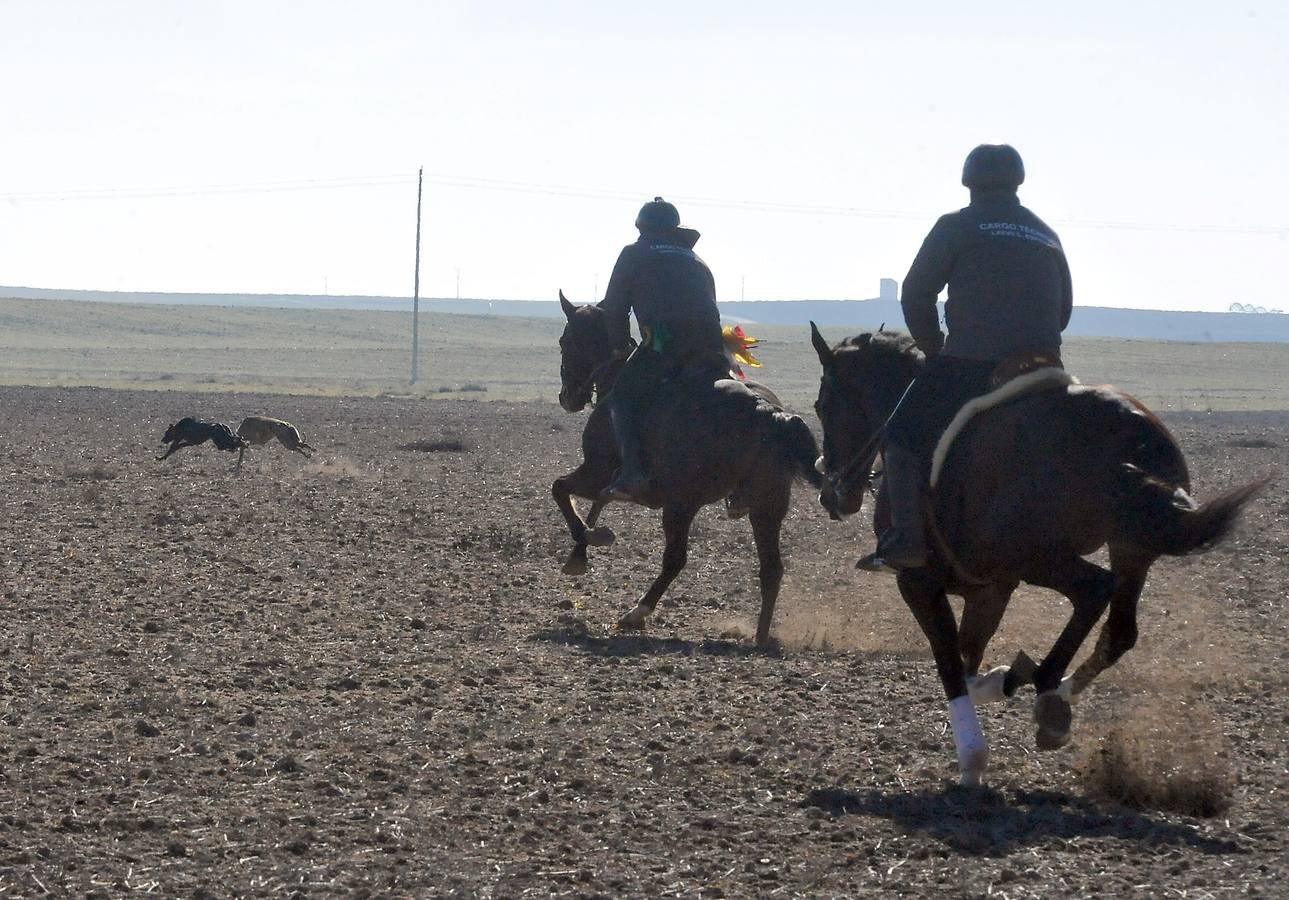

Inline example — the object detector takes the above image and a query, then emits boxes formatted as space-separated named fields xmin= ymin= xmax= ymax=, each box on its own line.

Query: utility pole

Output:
xmin=411 ymin=167 xmax=423 ymax=385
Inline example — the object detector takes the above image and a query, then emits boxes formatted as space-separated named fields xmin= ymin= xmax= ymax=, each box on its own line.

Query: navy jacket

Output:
xmin=901 ymin=190 xmax=1073 ymax=362
xmin=600 ymin=227 xmax=721 ymax=351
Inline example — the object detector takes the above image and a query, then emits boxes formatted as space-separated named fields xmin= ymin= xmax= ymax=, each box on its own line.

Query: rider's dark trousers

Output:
xmin=608 ymin=345 xmax=668 ymax=423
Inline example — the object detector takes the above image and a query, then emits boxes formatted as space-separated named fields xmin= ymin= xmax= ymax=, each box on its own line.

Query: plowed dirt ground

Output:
xmin=2 ymin=385 xmax=1285 ymax=897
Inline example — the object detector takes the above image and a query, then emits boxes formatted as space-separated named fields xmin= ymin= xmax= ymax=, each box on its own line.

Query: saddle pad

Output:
xmin=930 ymin=367 xmax=1078 ymax=487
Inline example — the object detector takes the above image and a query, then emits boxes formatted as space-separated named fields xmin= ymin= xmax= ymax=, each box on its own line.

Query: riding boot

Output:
xmin=602 ymin=405 xmax=651 ymax=502
xmin=856 ymin=444 xmax=928 ymax=573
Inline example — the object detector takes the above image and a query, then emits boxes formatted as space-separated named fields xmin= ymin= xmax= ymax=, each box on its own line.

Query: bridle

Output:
xmin=561 ymin=336 xmax=636 ymax=409
xmin=568 ymin=357 xmax=619 ymax=408
xmin=822 ymin=375 xmax=918 ymax=501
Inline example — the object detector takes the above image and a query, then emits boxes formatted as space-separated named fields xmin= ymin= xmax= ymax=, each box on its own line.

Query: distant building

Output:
xmin=1229 ymin=302 xmax=1285 ymax=314
xmin=879 ymin=278 xmax=898 ymax=303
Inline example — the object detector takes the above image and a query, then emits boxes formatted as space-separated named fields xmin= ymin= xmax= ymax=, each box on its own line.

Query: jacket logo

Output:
xmin=977 ymin=221 xmax=1059 ymax=249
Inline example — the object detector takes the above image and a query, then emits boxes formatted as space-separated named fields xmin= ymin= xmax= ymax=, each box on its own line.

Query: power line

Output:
xmin=419 ymin=173 xmax=1289 ymax=235
xmin=0 ymin=173 xmax=415 ymax=202
xmin=3 ymin=170 xmax=1285 ymax=237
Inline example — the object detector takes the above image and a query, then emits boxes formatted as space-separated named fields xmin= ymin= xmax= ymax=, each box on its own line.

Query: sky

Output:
xmin=2 ymin=1 xmax=1286 ymax=312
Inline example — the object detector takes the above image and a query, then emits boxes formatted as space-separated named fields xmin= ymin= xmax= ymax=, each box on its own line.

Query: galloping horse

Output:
xmin=811 ymin=325 xmax=1266 ymax=786
xmin=552 ymin=292 xmax=826 ymax=645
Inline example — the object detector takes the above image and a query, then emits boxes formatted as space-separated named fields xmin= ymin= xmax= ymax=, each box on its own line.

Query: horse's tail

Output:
xmin=1113 ymin=464 xmax=1268 ymax=556
xmin=768 ymin=412 xmax=824 ymax=489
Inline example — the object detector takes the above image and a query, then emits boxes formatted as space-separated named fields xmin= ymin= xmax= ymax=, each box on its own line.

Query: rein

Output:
xmin=828 ymin=376 xmax=918 ymax=497
xmin=581 ymin=358 xmax=620 ymax=406
xmin=567 ymin=338 xmax=636 ymax=408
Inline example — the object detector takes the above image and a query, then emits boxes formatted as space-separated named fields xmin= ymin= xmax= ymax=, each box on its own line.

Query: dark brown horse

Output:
xmin=552 ymin=292 xmax=826 ymax=645
xmin=811 ymin=324 xmax=1266 ymax=785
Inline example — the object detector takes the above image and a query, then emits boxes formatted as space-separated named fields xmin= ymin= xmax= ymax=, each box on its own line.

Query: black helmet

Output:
xmin=635 ymin=196 xmax=681 ymax=234
xmin=961 ymin=144 xmax=1025 ymax=191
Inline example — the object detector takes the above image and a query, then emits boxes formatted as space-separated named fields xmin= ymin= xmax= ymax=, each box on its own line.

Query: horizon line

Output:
xmin=1 ymin=284 xmax=1283 ymax=317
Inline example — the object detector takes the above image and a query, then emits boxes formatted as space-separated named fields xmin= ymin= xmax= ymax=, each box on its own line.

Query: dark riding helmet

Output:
xmin=635 ymin=196 xmax=681 ymax=234
xmin=961 ymin=144 xmax=1025 ymax=191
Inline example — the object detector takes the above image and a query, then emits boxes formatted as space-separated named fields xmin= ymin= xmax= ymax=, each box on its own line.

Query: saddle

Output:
xmin=990 ymin=347 xmax=1064 ymax=390
xmin=657 ymin=348 xmax=737 ymax=385
xmin=930 ymin=362 xmax=1077 ymax=488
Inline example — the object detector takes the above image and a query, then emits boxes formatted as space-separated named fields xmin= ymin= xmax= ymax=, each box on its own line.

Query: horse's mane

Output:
xmin=836 ymin=331 xmax=923 ymax=379
xmin=839 ymin=330 xmax=918 ymax=356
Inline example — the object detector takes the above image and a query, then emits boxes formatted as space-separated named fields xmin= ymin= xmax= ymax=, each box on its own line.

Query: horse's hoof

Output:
xmin=1036 ymin=726 xmax=1071 ymax=751
xmin=967 ymin=666 xmax=1010 ymax=704
xmin=1034 ymin=692 xmax=1073 ymax=751
xmin=561 ymin=556 xmax=587 ymax=577
xmin=587 ymin=526 xmax=615 ymax=547
xmin=617 ymin=607 xmax=649 ymax=631
xmin=958 ymin=769 xmax=984 ymax=788
xmin=1007 ymin=650 xmax=1038 ymax=692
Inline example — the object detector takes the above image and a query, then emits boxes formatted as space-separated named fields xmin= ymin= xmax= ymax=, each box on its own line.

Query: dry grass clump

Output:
xmin=435 ymin=383 xmax=488 ymax=394
xmin=1078 ymin=698 xmax=1235 ymax=818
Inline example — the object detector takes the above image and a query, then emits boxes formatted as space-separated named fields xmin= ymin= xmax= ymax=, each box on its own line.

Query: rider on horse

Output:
xmin=858 ymin=144 xmax=1074 ymax=573
xmin=599 ymin=197 xmax=727 ymax=502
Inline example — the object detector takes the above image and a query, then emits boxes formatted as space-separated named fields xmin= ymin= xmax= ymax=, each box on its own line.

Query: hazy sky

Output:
xmin=2 ymin=1 xmax=1285 ymax=311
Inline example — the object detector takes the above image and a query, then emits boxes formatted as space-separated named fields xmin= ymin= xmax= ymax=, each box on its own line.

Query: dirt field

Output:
xmin=1 ymin=383 xmax=1285 ymax=898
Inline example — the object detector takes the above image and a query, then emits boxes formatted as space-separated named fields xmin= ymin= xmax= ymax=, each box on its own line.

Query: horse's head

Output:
xmin=811 ymin=323 xmax=921 ymax=517
xmin=557 ymin=290 xmax=614 ymax=412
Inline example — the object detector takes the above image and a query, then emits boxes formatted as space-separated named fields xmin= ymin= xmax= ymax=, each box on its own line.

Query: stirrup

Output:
xmin=601 ymin=474 xmax=650 ymax=503
xmin=856 ymin=531 xmax=927 ymax=574
xmin=856 ymin=551 xmax=927 ymax=574
xmin=856 ymin=551 xmax=901 ymax=575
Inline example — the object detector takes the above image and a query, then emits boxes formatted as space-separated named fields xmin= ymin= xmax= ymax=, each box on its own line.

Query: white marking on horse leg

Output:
xmin=1056 ymin=675 xmax=1079 ymax=705
xmin=948 ymin=695 xmax=988 ymax=786
xmin=966 ymin=666 xmax=1010 ymax=704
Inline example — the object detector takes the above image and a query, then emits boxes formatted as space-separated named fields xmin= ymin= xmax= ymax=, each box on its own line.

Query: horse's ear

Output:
xmin=559 ymin=290 xmax=577 ymax=320
xmin=809 ymin=321 xmax=832 ymax=367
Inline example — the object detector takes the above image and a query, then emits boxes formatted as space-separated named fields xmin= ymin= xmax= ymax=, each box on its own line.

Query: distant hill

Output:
xmin=5 ymin=285 xmax=1289 ymax=343
xmin=719 ymin=299 xmax=1289 ymax=343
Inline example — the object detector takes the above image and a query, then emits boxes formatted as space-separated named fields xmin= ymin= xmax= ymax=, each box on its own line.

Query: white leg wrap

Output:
xmin=966 ymin=666 xmax=1010 ymax=704
xmin=948 ymin=696 xmax=988 ymax=786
